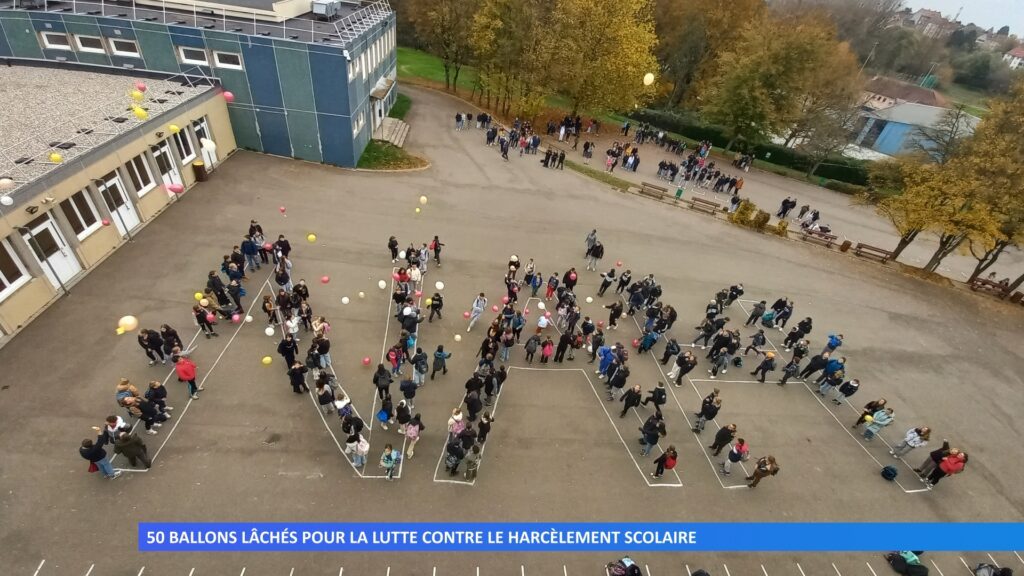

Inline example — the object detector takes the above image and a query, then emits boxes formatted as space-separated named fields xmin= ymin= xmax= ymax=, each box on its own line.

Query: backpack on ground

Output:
xmin=881 ymin=465 xmax=898 ymax=481
xmin=732 ymin=356 xmax=743 ymax=368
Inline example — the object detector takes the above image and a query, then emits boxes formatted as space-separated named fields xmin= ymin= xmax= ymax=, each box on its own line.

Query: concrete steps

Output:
xmin=374 ymin=117 xmax=409 ymax=148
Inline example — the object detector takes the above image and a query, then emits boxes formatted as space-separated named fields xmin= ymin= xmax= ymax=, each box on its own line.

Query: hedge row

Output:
xmin=627 ymin=109 xmax=870 ymax=186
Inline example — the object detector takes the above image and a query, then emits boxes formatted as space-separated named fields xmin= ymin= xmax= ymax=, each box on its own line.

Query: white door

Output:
xmin=22 ymin=213 xmax=82 ymax=289
xmin=98 ymin=173 xmax=141 ymax=235
xmin=152 ymin=141 xmax=183 ymax=186
xmin=374 ymin=99 xmax=384 ymax=134
xmin=192 ymin=117 xmax=219 ymax=167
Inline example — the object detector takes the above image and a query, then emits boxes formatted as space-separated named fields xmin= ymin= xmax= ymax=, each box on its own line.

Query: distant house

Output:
xmin=1004 ymin=47 xmax=1024 ymax=70
xmin=907 ymin=8 xmax=957 ymax=38
xmin=852 ymin=103 xmax=980 ymax=157
xmin=861 ymin=76 xmax=948 ymax=111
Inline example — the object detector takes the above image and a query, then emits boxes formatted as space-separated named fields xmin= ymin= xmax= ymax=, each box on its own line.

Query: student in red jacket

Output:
xmin=928 ymin=452 xmax=967 ymax=487
xmin=174 ymin=355 xmax=201 ymax=399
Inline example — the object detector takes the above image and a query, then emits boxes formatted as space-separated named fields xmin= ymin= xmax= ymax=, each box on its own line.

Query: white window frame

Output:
xmin=353 ymin=109 xmax=365 ymax=135
xmin=125 ymin=154 xmax=157 ymax=197
xmin=0 ymin=238 xmax=30 ymax=302
xmin=74 ymin=34 xmax=106 ymax=53
xmin=213 ymin=51 xmax=243 ymax=70
xmin=59 ymin=190 xmax=102 ymax=241
xmin=172 ymin=130 xmax=196 ymax=164
xmin=41 ymin=32 xmax=72 ymax=51
xmin=178 ymin=46 xmax=209 ymax=66
xmin=361 ymin=52 xmax=366 ymax=80
xmin=349 ymin=52 xmax=360 ymax=80
xmin=108 ymin=38 xmax=140 ymax=57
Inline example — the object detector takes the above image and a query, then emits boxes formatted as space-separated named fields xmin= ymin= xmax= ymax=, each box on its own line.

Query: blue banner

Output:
xmin=138 ymin=522 xmax=1024 ymax=552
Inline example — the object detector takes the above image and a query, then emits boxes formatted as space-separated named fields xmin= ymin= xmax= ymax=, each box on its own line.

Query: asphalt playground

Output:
xmin=1 ymin=85 xmax=1022 ymax=575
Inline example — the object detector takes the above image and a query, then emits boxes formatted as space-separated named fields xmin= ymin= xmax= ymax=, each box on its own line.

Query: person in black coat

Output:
xmin=159 ymin=325 xmax=183 ymax=357
xmin=619 ymin=384 xmax=642 ymax=417
xmin=478 ymin=412 xmax=493 ymax=443
xmin=274 ymin=235 xmax=292 ymax=259
xmin=373 ymin=364 xmax=393 ymax=400
xmin=797 ymin=317 xmax=813 ymax=335
xmin=641 ymin=382 xmax=667 ymax=409
xmin=709 ymin=423 xmax=737 ymax=456
xmin=445 ymin=440 xmax=466 ymax=476
xmin=80 ymin=432 xmax=121 ymax=479
xmin=606 ymin=364 xmax=630 ymax=400
xmin=428 ymin=293 xmax=444 ymax=322
xmin=458 ymin=424 xmax=478 ymax=450
xmin=287 ymin=362 xmax=309 ymax=394
xmin=465 ymin=390 xmax=483 ymax=422
xmin=798 ymin=351 xmax=830 ymax=380
xmin=278 ymin=335 xmax=299 ymax=370
xmin=660 ymin=338 xmax=680 ymax=365
xmin=554 ymin=332 xmax=572 ymax=363
xmin=138 ymin=329 xmax=166 ymax=365
xmin=693 ymin=398 xmax=721 ymax=433
xmin=400 ymin=379 xmax=417 ymax=409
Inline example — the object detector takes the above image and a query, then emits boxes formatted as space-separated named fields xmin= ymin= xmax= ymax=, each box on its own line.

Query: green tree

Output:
xmin=470 ymin=0 xmax=551 ymax=116
xmin=910 ymin=103 xmax=976 ymax=165
xmin=409 ymin=0 xmax=478 ymax=92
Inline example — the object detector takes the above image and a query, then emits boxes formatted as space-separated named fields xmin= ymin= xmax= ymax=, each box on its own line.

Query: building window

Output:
xmin=349 ymin=53 xmax=360 ymax=81
xmin=178 ymin=47 xmax=209 ymax=66
xmin=41 ymin=32 xmax=72 ymax=51
xmin=59 ymin=190 xmax=101 ymax=240
xmin=0 ymin=239 xmax=29 ymax=302
xmin=74 ymin=35 xmax=106 ymax=53
xmin=172 ymin=131 xmax=196 ymax=163
xmin=124 ymin=154 xmax=156 ymax=196
xmin=109 ymin=38 xmax=140 ymax=57
xmin=361 ymin=52 xmax=366 ymax=80
xmin=353 ymin=110 xmax=365 ymax=135
xmin=213 ymin=51 xmax=243 ymax=70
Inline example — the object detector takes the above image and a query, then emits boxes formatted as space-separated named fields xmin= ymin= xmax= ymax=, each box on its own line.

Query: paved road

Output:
xmin=0 ymin=85 xmax=1022 ymax=573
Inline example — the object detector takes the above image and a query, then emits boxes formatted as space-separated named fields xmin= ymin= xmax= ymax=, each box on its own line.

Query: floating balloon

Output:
xmin=223 ymin=91 xmax=235 ymax=103
xmin=307 ymin=233 xmax=317 ymax=243
xmin=392 ymin=273 xmax=400 ymax=281
xmin=463 ymin=311 xmax=471 ymax=319
xmin=863 ymin=415 xmax=874 ymax=423
xmin=616 ymin=260 xmax=623 ymax=267
xmin=321 ymin=276 xmax=330 ymax=284
xmin=621 ymin=312 xmax=628 ymax=319
xmin=101 ymin=218 xmax=110 ymax=226
xmin=199 ymin=298 xmax=210 ymax=307
xmin=117 ymin=315 xmax=139 ymax=332
xmin=48 ymin=152 xmax=63 ymax=163
xmin=0 ymin=178 xmax=12 ymax=189
xmin=502 ymin=296 xmax=509 ymax=304
xmin=523 ymin=309 xmax=530 ymax=315
xmin=544 ymin=311 xmax=552 ymax=318
xmin=378 ymin=280 xmax=387 ymax=290
xmin=167 ymin=183 xmax=184 ymax=194
xmin=200 ymin=138 xmax=217 ymax=152
xmin=0 ymin=196 xmax=12 ymax=207
xmin=419 ymin=195 xmax=428 ymax=205
xmin=569 ymin=273 xmax=577 ymax=281
xmin=132 ymin=107 xmax=148 ymax=120
xmin=415 ymin=207 xmax=421 ymax=214
xmin=341 ymin=296 xmax=350 ymax=304
xmin=398 ymin=250 xmax=407 ymax=259
xmin=134 ymin=81 xmax=148 ymax=93
xmin=261 ymin=356 xmax=273 ymax=365
xmin=491 ymin=305 xmax=499 ymax=313
xmin=425 ymin=298 xmax=432 ymax=306
xmin=168 ymin=124 xmax=181 ymax=134
xmin=435 ymin=281 xmax=445 ymax=290
xmin=131 ymin=89 xmax=145 ymax=102
xmin=403 ymin=306 xmax=413 ymax=316
xmin=537 ymin=302 xmax=546 ymax=310
xmin=632 ymin=338 xmax=640 ymax=348
xmin=586 ymin=297 xmax=594 ymax=304
xmin=362 ymin=356 xmax=372 ymax=366
xmin=262 ymin=242 xmax=273 ymax=251
xmin=358 ymin=291 xmax=366 ymax=298
xmin=265 ymin=326 xmax=276 ymax=336
xmin=115 ymin=327 xmax=126 ymax=335
xmin=643 ymin=72 xmax=655 ymax=86
xmin=278 ymin=206 xmax=286 ymax=214
xmin=415 ymin=290 xmax=423 ymax=298
xmin=231 ymin=314 xmax=241 ymax=323
xmin=597 ymin=320 xmax=605 ymax=328
xmin=245 ymin=315 xmax=254 ymax=323
xmin=194 ymin=292 xmax=204 ymax=301
xmin=205 ymin=313 xmax=216 ymax=323
xmin=454 ymin=334 xmax=462 ymax=342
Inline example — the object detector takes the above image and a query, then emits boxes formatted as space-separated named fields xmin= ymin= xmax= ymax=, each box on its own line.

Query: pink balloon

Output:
xmin=231 ymin=314 xmax=241 ymax=323
xmin=101 ymin=219 xmax=110 ymax=226
xmin=491 ymin=305 xmax=499 ymax=313
xmin=167 ymin=183 xmax=184 ymax=194
xmin=569 ymin=273 xmax=577 ymax=281
xmin=632 ymin=338 xmax=640 ymax=348
xmin=262 ymin=242 xmax=273 ymax=251
xmin=278 ymin=206 xmax=286 ymax=213
xmin=223 ymin=91 xmax=235 ymax=103
xmin=134 ymin=81 xmax=147 ymax=93
xmin=616 ymin=260 xmax=623 ymax=267
xmin=463 ymin=311 xmax=471 ymax=318
xmin=415 ymin=290 xmax=423 ymax=297
xmin=523 ymin=309 xmax=530 ymax=315
xmin=544 ymin=311 xmax=552 ymax=318
xmin=392 ymin=273 xmax=400 ymax=281
xmin=597 ymin=320 xmax=605 ymax=328
xmin=206 ymin=313 xmax=216 ymax=323
xmin=321 ymin=276 xmax=330 ymax=284
xmin=362 ymin=357 xmax=371 ymax=366
xmin=502 ymin=296 xmax=510 ymax=304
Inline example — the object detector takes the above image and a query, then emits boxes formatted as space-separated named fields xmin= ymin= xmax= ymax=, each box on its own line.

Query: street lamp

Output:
xmin=16 ymin=226 xmax=69 ymax=296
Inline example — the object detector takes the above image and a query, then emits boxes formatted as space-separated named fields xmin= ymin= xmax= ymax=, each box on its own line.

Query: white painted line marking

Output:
xmin=959 ymin=557 xmax=974 ymax=574
xmin=645 ymin=563 xmax=652 ymax=576
xmin=831 ymin=562 xmax=841 ymax=576
xmin=33 ymin=560 xmax=45 ymax=576
xmin=137 ymin=568 xmax=146 ymax=576
xmin=562 ymin=565 xmax=567 ymax=576
xmin=239 ymin=569 xmax=246 ymax=576
xmin=340 ymin=568 xmax=345 ymax=576
xmin=521 ymin=565 xmax=525 ymax=576
xmin=685 ymin=565 xmax=692 ymax=576
xmin=866 ymin=561 xmax=879 ymax=576
xmin=988 ymin=554 xmax=999 ymax=566
xmin=1016 ymin=551 xmax=1024 ymax=567
xmin=796 ymin=563 xmax=807 ymax=576
xmin=930 ymin=559 xmax=946 ymax=576
xmin=85 ymin=565 xmax=96 ymax=576
xmin=903 ymin=488 xmax=932 ymax=493
xmin=761 ymin=564 xmax=769 ymax=576
xmin=386 ymin=566 xmax=391 ymax=576
xmin=187 ymin=569 xmax=194 ymax=576
xmin=722 ymin=564 xmax=732 ymax=576
xmin=290 ymin=569 xmax=295 ymax=576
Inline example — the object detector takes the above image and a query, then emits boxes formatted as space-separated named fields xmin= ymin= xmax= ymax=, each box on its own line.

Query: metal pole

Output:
xmin=17 ymin=226 xmax=70 ymax=296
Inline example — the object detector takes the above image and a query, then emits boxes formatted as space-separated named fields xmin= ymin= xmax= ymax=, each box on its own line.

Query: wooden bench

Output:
xmin=639 ymin=181 xmax=669 ymax=200
xmin=690 ymin=197 xmax=721 ymax=215
xmin=853 ymin=242 xmax=893 ymax=264
xmin=800 ymin=229 xmax=837 ymax=248
xmin=969 ymin=277 xmax=1011 ymax=297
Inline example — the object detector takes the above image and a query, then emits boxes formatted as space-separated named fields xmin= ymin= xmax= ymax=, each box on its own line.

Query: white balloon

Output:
xmin=200 ymin=138 xmax=217 ymax=152
xmin=378 ymin=280 xmax=387 ymax=290
xmin=643 ymin=72 xmax=655 ymax=86
xmin=0 ymin=178 xmax=13 ymax=189
xmin=586 ymin=296 xmax=594 ymax=304
xmin=244 ymin=315 xmax=253 ymax=323
xmin=435 ymin=281 xmax=445 ymax=290
xmin=341 ymin=296 xmax=350 ymax=304
xmin=403 ymin=306 xmax=412 ymax=316
xmin=398 ymin=250 xmax=406 ymax=259
xmin=264 ymin=326 xmax=275 ymax=336
xmin=0 ymin=196 xmax=12 ymax=207
xmin=537 ymin=301 xmax=546 ymax=310
xmin=454 ymin=334 xmax=462 ymax=342
xmin=358 ymin=291 xmax=366 ymax=298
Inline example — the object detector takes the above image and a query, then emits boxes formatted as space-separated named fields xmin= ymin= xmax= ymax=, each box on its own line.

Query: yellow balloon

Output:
xmin=131 ymin=89 xmax=145 ymax=102
xmin=48 ymin=152 xmax=63 ymax=163
xmin=425 ymin=298 xmax=432 ymax=306
xmin=261 ymin=356 xmax=273 ymax=365
xmin=307 ymin=233 xmax=317 ymax=243
xmin=643 ymin=72 xmax=655 ymax=86
xmin=194 ymin=292 xmax=204 ymax=301
xmin=132 ymin=107 xmax=148 ymax=120
xmin=415 ymin=207 xmax=421 ymax=214
xmin=169 ymin=124 xmax=181 ymax=134
xmin=115 ymin=327 xmax=126 ymax=335
xmin=419 ymin=195 xmax=428 ymax=205
xmin=117 ymin=315 xmax=139 ymax=331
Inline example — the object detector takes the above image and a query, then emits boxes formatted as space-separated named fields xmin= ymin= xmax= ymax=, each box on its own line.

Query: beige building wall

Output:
xmin=0 ymin=93 xmax=236 ymax=338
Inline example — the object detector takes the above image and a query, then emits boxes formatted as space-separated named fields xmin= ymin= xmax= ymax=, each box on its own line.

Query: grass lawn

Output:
xmin=939 ymin=82 xmax=991 ymax=115
xmin=397 ymin=46 xmax=478 ymax=93
xmin=357 ymin=140 xmax=428 ymax=170
xmin=389 ymin=92 xmax=412 ymax=120
xmin=564 ymin=159 xmax=635 ymax=191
